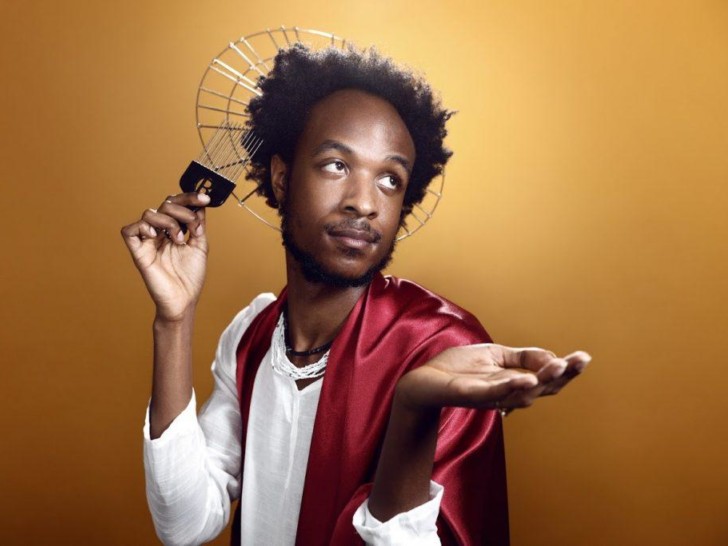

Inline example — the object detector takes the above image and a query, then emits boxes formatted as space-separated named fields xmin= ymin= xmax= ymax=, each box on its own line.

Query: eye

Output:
xmin=322 ymin=160 xmax=347 ymax=174
xmin=378 ymin=174 xmax=402 ymax=191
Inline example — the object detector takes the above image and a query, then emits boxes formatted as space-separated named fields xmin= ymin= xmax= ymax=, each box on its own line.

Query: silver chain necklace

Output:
xmin=271 ymin=314 xmax=329 ymax=380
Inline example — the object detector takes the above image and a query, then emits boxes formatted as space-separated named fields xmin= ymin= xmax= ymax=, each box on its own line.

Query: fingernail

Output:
xmin=149 ymin=227 xmax=157 ymax=237
xmin=176 ymin=230 xmax=184 ymax=242
xmin=195 ymin=224 xmax=204 ymax=236
xmin=198 ymin=193 xmax=210 ymax=203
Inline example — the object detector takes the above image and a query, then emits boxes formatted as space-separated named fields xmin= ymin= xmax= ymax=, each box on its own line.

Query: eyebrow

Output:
xmin=312 ymin=139 xmax=412 ymax=174
xmin=312 ymin=139 xmax=354 ymax=157
xmin=386 ymin=154 xmax=412 ymax=174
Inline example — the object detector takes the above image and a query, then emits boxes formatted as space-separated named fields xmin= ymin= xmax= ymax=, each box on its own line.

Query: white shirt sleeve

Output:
xmin=142 ymin=293 xmax=275 ymax=546
xmin=352 ymin=481 xmax=444 ymax=546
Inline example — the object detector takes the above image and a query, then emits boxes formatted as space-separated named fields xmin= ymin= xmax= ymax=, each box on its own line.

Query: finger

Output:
xmin=539 ymin=352 xmax=592 ymax=396
xmin=188 ymin=207 xmax=207 ymax=241
xmin=120 ymin=220 xmax=161 ymax=251
xmin=158 ymin=200 xmax=200 ymax=225
xmin=159 ymin=200 xmax=199 ymax=236
xmin=538 ymin=375 xmax=571 ymax=396
xmin=452 ymin=370 xmax=539 ymax=408
xmin=141 ymin=208 xmax=187 ymax=244
xmin=540 ymin=352 xmax=592 ymax=393
xmin=551 ymin=351 xmax=591 ymax=383
xmin=564 ymin=350 xmax=592 ymax=373
xmin=494 ymin=345 xmax=560 ymax=374
xmin=535 ymin=357 xmax=568 ymax=384
xmin=161 ymin=193 xmax=211 ymax=238
xmin=479 ymin=380 xmax=546 ymax=412
xmin=498 ymin=351 xmax=592 ymax=404
xmin=494 ymin=345 xmax=593 ymax=388
xmin=160 ymin=192 xmax=211 ymax=209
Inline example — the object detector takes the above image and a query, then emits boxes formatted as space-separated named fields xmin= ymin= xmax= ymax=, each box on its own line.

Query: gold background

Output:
xmin=1 ymin=0 xmax=726 ymax=544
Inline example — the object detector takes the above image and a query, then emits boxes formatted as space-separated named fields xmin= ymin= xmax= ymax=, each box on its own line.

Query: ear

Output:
xmin=270 ymin=154 xmax=288 ymax=206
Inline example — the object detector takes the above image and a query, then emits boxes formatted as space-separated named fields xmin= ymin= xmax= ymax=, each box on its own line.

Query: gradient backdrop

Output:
xmin=1 ymin=1 xmax=727 ymax=544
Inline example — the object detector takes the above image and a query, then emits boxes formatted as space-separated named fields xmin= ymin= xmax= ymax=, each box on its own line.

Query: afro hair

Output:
xmin=245 ymin=43 xmax=453 ymax=219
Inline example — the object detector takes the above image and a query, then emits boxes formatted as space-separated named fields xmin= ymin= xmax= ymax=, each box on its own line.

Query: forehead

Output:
xmin=296 ymin=89 xmax=415 ymax=160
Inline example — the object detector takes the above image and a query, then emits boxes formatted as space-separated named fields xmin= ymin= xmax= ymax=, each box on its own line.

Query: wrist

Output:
xmin=153 ymin=306 xmax=196 ymax=328
xmin=394 ymin=368 xmax=443 ymax=413
xmin=392 ymin=384 xmax=441 ymax=432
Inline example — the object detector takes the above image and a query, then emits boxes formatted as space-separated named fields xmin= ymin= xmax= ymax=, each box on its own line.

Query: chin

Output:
xmin=285 ymin=232 xmax=395 ymax=288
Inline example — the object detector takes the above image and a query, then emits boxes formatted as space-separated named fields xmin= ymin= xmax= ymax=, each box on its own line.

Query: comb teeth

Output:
xmin=196 ymin=121 xmax=263 ymax=183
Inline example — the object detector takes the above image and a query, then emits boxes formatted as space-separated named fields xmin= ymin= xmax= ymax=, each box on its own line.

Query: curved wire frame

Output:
xmin=195 ymin=25 xmax=444 ymax=240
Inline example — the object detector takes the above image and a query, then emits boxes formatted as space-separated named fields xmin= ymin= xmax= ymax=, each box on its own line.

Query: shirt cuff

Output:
xmin=142 ymin=390 xmax=197 ymax=447
xmin=352 ymin=481 xmax=444 ymax=546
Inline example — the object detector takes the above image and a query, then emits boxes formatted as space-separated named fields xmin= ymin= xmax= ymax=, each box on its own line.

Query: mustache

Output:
xmin=324 ymin=219 xmax=382 ymax=243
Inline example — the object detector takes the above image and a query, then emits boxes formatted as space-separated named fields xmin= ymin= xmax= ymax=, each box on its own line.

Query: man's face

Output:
xmin=274 ymin=89 xmax=416 ymax=287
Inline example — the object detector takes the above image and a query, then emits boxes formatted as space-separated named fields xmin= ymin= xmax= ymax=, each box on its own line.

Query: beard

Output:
xmin=280 ymin=207 xmax=396 ymax=289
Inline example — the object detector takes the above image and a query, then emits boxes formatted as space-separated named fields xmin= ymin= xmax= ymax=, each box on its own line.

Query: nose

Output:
xmin=340 ymin=173 xmax=378 ymax=220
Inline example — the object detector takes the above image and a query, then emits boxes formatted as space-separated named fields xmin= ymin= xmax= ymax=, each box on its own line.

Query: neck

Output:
xmin=284 ymin=253 xmax=368 ymax=357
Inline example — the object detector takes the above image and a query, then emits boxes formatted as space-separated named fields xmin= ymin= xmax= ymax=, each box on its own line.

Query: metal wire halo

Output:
xmin=195 ymin=25 xmax=445 ymax=240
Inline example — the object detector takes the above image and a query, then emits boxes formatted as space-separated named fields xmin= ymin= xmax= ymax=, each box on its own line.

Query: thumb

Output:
xmin=188 ymin=207 xmax=208 ymax=246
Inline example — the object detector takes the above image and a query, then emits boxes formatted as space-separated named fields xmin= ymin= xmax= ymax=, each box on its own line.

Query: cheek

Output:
xmin=290 ymin=175 xmax=339 ymax=214
xmin=382 ymin=199 xmax=406 ymax=231
xmin=286 ymin=196 xmax=331 ymax=243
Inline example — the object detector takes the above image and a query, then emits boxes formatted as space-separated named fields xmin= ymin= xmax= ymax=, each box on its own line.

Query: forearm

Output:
xmin=150 ymin=310 xmax=196 ymax=439
xmin=144 ymin=299 xmax=267 ymax=545
xmin=368 ymin=384 xmax=441 ymax=521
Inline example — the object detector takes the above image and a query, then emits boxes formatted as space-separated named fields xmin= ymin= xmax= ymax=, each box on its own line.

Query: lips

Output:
xmin=326 ymin=222 xmax=382 ymax=249
xmin=329 ymin=228 xmax=377 ymax=243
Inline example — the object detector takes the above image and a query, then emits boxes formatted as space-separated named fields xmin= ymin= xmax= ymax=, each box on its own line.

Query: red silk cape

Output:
xmin=231 ymin=274 xmax=509 ymax=545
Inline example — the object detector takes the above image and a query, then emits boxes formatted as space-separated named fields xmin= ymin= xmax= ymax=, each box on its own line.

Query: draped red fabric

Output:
xmin=232 ymin=274 xmax=509 ymax=545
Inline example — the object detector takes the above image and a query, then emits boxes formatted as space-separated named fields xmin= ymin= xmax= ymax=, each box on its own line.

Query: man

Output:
xmin=121 ymin=44 xmax=590 ymax=545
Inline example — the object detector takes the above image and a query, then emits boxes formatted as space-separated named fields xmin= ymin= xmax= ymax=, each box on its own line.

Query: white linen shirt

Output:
xmin=143 ymin=293 xmax=443 ymax=545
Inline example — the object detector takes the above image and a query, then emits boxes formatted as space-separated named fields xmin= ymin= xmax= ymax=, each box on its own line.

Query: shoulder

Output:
xmin=217 ymin=293 xmax=277 ymax=353
xmin=210 ymin=292 xmax=278 ymax=383
xmin=377 ymin=274 xmax=483 ymax=329
xmin=229 ymin=292 xmax=278 ymax=329
xmin=369 ymin=275 xmax=492 ymax=368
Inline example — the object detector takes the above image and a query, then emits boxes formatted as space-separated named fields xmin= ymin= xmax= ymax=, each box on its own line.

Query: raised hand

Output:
xmin=396 ymin=344 xmax=592 ymax=414
xmin=120 ymin=192 xmax=211 ymax=322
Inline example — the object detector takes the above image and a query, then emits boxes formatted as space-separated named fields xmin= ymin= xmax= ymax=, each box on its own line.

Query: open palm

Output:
xmin=397 ymin=344 xmax=591 ymax=413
